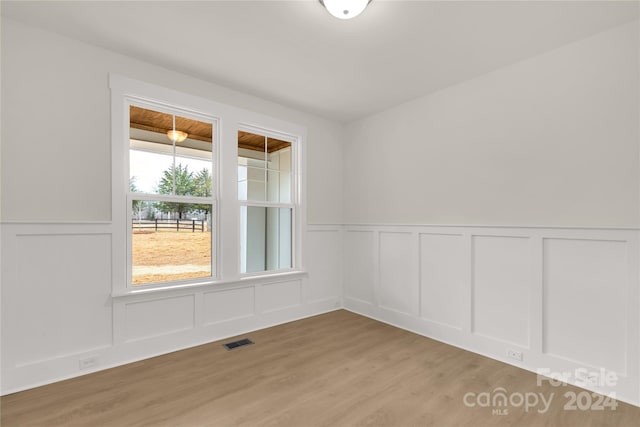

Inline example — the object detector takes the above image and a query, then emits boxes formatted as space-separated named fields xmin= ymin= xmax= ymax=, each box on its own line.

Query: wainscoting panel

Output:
xmin=5 ymin=228 xmax=112 ymax=366
xmin=543 ymin=238 xmax=628 ymax=374
xmin=261 ymin=280 xmax=302 ymax=313
xmin=343 ymin=230 xmax=376 ymax=304
xmin=378 ymin=232 xmax=418 ymax=316
xmin=472 ymin=235 xmax=531 ymax=347
xmin=305 ymin=228 xmax=342 ymax=304
xmin=2 ymin=222 xmax=638 ymax=406
xmin=1 ymin=223 xmax=342 ymax=395
xmin=343 ymin=224 xmax=639 ymax=406
xmin=203 ymin=286 xmax=255 ymax=325
xmin=125 ymin=295 xmax=196 ymax=342
xmin=419 ymin=233 xmax=464 ymax=329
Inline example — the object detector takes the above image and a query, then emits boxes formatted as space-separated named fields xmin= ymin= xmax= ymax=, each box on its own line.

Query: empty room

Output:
xmin=1 ymin=0 xmax=639 ymax=426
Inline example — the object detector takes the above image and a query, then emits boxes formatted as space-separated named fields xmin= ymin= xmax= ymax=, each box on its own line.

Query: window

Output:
xmin=110 ymin=74 xmax=305 ymax=295
xmin=127 ymin=103 xmax=217 ymax=286
xmin=238 ymin=129 xmax=296 ymax=274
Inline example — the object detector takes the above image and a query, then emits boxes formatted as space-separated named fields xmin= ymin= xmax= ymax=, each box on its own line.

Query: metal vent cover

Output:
xmin=223 ymin=338 xmax=254 ymax=350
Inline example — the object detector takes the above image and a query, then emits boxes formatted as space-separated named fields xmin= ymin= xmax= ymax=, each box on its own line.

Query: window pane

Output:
xmin=130 ymin=105 xmax=213 ymax=196
xmin=266 ymin=170 xmax=280 ymax=202
xmin=238 ymin=130 xmax=266 ymax=201
xmin=269 ymin=207 xmax=292 ymax=270
xmin=266 ymin=140 xmax=291 ymax=172
xmin=131 ymin=200 xmax=212 ymax=285
xmin=129 ymin=144 xmax=173 ymax=194
xmin=266 ymin=168 xmax=291 ymax=203
xmin=242 ymin=166 xmax=266 ymax=202
xmin=175 ymin=152 xmax=213 ymax=197
xmin=279 ymin=172 xmax=291 ymax=203
xmin=238 ymin=165 xmax=248 ymax=200
xmin=267 ymin=142 xmax=291 ymax=202
xmin=238 ymin=130 xmax=292 ymax=203
xmin=240 ymin=206 xmax=292 ymax=273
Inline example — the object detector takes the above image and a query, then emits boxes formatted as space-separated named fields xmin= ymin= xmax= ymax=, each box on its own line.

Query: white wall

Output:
xmin=342 ymin=21 xmax=640 ymax=405
xmin=0 ymin=18 xmax=344 ymax=224
xmin=0 ymin=18 xmax=344 ymax=393
xmin=344 ymin=21 xmax=639 ymax=228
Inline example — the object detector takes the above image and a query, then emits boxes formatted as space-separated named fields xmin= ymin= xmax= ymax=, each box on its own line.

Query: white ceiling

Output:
xmin=2 ymin=1 xmax=638 ymax=123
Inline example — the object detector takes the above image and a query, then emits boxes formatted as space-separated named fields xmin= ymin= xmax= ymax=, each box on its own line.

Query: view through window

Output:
xmin=129 ymin=105 xmax=216 ymax=285
xmin=238 ymin=130 xmax=294 ymax=273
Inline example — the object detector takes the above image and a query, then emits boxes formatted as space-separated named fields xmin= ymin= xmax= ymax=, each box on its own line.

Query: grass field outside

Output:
xmin=132 ymin=229 xmax=212 ymax=284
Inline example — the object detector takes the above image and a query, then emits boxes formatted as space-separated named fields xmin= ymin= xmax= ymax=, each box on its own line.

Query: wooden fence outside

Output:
xmin=132 ymin=219 xmax=206 ymax=232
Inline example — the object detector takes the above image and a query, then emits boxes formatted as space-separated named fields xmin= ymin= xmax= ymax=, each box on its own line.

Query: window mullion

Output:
xmin=172 ymin=114 xmax=177 ymax=196
xmin=264 ymin=134 xmax=268 ymax=203
xmin=239 ymin=201 xmax=294 ymax=209
xmin=129 ymin=193 xmax=214 ymax=205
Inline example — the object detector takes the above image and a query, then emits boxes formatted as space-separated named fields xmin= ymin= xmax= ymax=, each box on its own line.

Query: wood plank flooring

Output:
xmin=2 ymin=310 xmax=639 ymax=426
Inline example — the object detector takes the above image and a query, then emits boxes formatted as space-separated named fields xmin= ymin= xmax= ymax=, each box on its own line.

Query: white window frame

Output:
xmin=124 ymin=98 xmax=219 ymax=290
xmin=238 ymin=124 xmax=299 ymax=277
xmin=110 ymin=74 xmax=306 ymax=297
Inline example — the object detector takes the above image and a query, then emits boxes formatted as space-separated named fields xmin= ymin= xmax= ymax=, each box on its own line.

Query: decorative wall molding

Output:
xmin=1 ymin=222 xmax=343 ymax=395
xmin=2 ymin=221 xmax=639 ymax=407
xmin=342 ymin=223 xmax=639 ymax=406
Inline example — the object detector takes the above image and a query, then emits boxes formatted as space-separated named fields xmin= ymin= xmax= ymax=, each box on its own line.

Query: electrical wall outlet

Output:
xmin=79 ymin=356 xmax=99 ymax=370
xmin=507 ymin=349 xmax=523 ymax=361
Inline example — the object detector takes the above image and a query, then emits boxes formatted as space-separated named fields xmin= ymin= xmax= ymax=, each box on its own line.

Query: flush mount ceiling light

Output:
xmin=167 ymin=129 xmax=188 ymax=143
xmin=319 ymin=0 xmax=371 ymax=20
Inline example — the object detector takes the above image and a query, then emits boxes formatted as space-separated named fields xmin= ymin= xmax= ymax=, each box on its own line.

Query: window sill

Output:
xmin=111 ymin=270 xmax=308 ymax=300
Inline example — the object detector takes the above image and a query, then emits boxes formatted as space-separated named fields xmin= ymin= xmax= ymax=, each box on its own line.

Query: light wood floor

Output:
xmin=2 ymin=310 xmax=639 ymax=426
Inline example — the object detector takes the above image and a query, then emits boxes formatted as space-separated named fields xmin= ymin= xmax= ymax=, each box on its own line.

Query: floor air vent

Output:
xmin=223 ymin=338 xmax=254 ymax=350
